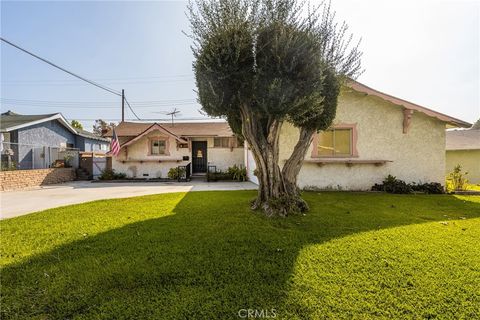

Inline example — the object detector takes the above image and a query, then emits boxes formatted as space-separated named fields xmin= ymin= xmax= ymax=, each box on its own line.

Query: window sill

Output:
xmin=304 ymin=159 xmax=392 ymax=167
xmin=121 ymin=156 xmax=183 ymax=163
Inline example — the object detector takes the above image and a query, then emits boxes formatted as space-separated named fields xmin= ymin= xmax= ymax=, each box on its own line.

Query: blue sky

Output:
xmin=1 ymin=0 xmax=479 ymax=131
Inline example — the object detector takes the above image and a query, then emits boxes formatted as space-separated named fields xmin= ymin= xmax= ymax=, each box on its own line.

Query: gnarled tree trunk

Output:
xmin=240 ymin=105 xmax=313 ymax=217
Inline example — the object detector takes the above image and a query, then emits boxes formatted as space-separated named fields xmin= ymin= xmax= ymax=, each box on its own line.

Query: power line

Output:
xmin=1 ymin=37 xmax=122 ymax=97
xmin=1 ymin=103 xmax=199 ymax=109
xmin=1 ymin=98 xmax=197 ymax=106
xmin=123 ymin=95 xmax=140 ymax=120
xmin=1 ymin=74 xmax=193 ymax=83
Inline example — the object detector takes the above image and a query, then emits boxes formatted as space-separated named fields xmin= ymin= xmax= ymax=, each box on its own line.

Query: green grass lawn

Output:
xmin=1 ymin=191 xmax=479 ymax=319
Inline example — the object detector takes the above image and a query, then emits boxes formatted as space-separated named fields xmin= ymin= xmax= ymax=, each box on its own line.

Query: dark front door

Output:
xmin=192 ymin=141 xmax=207 ymax=173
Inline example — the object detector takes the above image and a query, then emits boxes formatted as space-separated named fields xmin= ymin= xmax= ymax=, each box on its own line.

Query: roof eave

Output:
xmin=1 ymin=113 xmax=79 ymax=134
xmin=346 ymin=80 xmax=472 ymax=128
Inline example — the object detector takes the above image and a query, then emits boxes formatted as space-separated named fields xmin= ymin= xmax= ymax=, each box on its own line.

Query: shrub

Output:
xmin=227 ymin=164 xmax=247 ymax=182
xmin=411 ymin=182 xmax=444 ymax=194
xmin=168 ymin=167 xmax=186 ymax=180
xmin=99 ymin=169 xmax=126 ymax=180
xmin=446 ymin=165 xmax=468 ymax=192
xmin=372 ymin=175 xmax=444 ymax=194
xmin=376 ymin=175 xmax=412 ymax=194
xmin=1 ymin=161 xmax=17 ymax=171
xmin=207 ymin=170 xmax=233 ymax=182
xmin=63 ymin=154 xmax=74 ymax=168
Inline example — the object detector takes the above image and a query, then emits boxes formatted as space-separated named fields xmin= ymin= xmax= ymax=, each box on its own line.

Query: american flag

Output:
xmin=110 ymin=127 xmax=121 ymax=156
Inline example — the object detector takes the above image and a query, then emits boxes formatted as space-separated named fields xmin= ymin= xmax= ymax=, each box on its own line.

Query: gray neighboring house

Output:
xmin=0 ymin=110 xmax=109 ymax=169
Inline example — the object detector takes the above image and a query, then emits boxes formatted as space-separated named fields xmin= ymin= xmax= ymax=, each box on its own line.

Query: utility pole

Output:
xmin=121 ymin=89 xmax=125 ymax=122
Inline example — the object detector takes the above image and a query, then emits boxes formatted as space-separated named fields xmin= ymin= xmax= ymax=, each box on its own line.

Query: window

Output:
xmin=317 ymin=128 xmax=353 ymax=157
xmin=214 ymin=137 xmax=230 ymax=148
xmin=151 ymin=139 xmax=166 ymax=155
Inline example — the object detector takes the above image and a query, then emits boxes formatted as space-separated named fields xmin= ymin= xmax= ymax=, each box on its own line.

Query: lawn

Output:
xmin=1 ymin=191 xmax=479 ymax=319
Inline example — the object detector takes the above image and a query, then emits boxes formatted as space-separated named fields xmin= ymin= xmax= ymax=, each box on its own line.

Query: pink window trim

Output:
xmin=147 ymin=136 xmax=170 ymax=156
xmin=311 ymin=123 xmax=359 ymax=158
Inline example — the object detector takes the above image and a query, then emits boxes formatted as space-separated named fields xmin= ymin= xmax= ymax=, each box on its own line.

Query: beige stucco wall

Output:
xmin=112 ymin=131 xmax=244 ymax=178
xmin=446 ymin=150 xmax=480 ymax=184
xmin=275 ymin=89 xmax=447 ymax=190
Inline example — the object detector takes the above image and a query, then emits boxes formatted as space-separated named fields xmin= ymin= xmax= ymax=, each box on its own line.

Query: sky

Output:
xmin=1 ymin=0 xmax=479 ymax=131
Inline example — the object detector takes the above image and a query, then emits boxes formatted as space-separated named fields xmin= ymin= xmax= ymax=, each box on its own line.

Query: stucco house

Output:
xmin=446 ymin=128 xmax=480 ymax=183
xmin=105 ymin=81 xmax=469 ymax=189
xmin=246 ymin=80 xmax=470 ymax=190
xmin=105 ymin=121 xmax=244 ymax=179
xmin=0 ymin=110 xmax=109 ymax=169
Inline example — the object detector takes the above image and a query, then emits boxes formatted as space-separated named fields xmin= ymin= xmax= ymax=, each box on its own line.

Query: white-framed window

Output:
xmin=151 ymin=139 xmax=167 ymax=155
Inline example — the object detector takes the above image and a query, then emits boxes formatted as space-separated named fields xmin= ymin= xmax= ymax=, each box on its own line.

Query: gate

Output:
xmin=79 ymin=152 xmax=110 ymax=179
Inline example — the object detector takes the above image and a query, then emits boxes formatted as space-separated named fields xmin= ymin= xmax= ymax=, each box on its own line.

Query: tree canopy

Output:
xmin=70 ymin=120 xmax=83 ymax=130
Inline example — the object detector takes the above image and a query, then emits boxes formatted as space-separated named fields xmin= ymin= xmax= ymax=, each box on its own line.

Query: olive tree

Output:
xmin=188 ymin=0 xmax=362 ymax=216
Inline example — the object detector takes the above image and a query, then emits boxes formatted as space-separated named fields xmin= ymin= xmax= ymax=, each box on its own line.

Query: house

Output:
xmin=104 ymin=121 xmax=244 ymax=179
xmin=0 ymin=111 xmax=109 ymax=169
xmin=446 ymin=128 xmax=480 ymax=183
xmin=74 ymin=128 xmax=110 ymax=153
xmin=105 ymin=81 xmax=470 ymax=189
xmin=245 ymin=80 xmax=471 ymax=190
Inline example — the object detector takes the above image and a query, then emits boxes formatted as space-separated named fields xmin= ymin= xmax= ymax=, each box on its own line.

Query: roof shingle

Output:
xmin=446 ymin=129 xmax=480 ymax=151
xmin=105 ymin=121 xmax=234 ymax=138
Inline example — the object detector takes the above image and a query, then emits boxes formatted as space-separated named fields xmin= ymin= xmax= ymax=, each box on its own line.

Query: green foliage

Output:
xmin=372 ymin=175 xmax=445 ymax=194
xmin=207 ymin=170 xmax=232 ymax=181
xmin=0 ymin=161 xmax=17 ymax=171
xmin=227 ymin=164 xmax=247 ymax=181
xmin=63 ymin=154 xmax=74 ymax=168
xmin=188 ymin=0 xmax=362 ymax=133
xmin=92 ymin=119 xmax=116 ymax=136
xmin=446 ymin=165 xmax=469 ymax=192
xmin=1 ymin=191 xmax=479 ymax=318
xmin=70 ymin=120 xmax=83 ymax=130
xmin=167 ymin=167 xmax=186 ymax=180
xmin=98 ymin=169 xmax=126 ymax=180
xmin=372 ymin=175 xmax=413 ymax=194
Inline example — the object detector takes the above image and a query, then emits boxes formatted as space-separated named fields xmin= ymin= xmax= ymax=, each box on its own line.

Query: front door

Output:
xmin=192 ymin=141 xmax=207 ymax=173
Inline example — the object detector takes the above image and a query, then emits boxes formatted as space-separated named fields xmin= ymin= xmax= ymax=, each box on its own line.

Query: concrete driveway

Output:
xmin=0 ymin=181 xmax=257 ymax=219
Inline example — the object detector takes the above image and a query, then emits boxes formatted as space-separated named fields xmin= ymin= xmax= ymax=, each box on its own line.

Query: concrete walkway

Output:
xmin=0 ymin=181 xmax=258 ymax=219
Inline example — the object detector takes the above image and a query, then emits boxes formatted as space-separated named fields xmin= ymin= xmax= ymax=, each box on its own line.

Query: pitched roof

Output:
xmin=120 ymin=123 xmax=188 ymax=148
xmin=0 ymin=110 xmax=77 ymax=133
xmin=446 ymin=129 xmax=480 ymax=151
xmin=75 ymin=128 xmax=110 ymax=142
xmin=105 ymin=121 xmax=234 ymax=138
xmin=347 ymin=80 xmax=471 ymax=128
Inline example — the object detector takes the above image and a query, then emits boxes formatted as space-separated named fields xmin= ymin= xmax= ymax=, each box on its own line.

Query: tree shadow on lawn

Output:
xmin=1 ymin=192 xmax=479 ymax=319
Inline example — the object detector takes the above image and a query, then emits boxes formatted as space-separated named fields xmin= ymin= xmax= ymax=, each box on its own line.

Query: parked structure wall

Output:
xmin=446 ymin=150 xmax=480 ymax=184
xmin=0 ymin=168 xmax=76 ymax=191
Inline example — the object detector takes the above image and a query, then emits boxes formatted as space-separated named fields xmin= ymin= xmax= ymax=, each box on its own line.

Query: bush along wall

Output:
xmin=371 ymin=175 xmax=444 ymax=194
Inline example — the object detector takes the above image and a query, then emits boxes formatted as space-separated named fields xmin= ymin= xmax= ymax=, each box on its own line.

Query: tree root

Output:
xmin=251 ymin=195 xmax=309 ymax=217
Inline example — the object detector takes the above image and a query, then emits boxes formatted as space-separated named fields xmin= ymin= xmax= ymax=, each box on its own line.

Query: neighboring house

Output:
xmin=74 ymin=128 xmax=110 ymax=152
xmin=104 ymin=122 xmax=244 ymax=178
xmin=446 ymin=129 xmax=480 ymax=183
xmin=0 ymin=111 xmax=109 ymax=169
xmin=246 ymin=81 xmax=471 ymax=190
